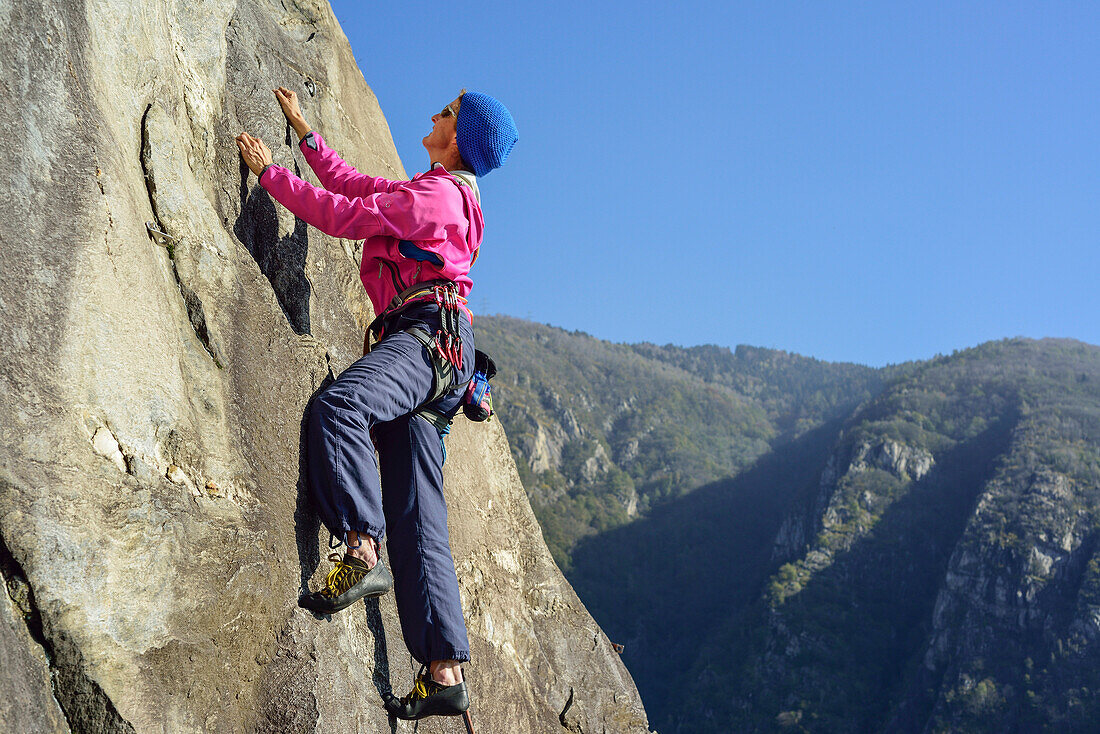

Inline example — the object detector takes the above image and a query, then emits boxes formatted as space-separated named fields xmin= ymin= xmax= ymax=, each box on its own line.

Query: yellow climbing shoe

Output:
xmin=384 ymin=665 xmax=470 ymax=720
xmin=298 ymin=552 xmax=392 ymax=614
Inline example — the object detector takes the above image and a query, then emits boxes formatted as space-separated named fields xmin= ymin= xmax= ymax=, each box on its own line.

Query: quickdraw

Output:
xmin=363 ymin=278 xmax=496 ymax=443
xmin=432 ymin=283 xmax=464 ymax=370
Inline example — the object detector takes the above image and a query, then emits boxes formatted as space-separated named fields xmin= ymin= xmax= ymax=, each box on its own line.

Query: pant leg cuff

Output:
xmin=428 ymin=644 xmax=470 ymax=664
xmin=334 ymin=521 xmax=385 ymax=547
xmin=355 ymin=524 xmax=385 ymax=542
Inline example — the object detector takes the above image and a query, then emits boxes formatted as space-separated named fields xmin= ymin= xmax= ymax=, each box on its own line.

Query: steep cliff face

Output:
xmin=0 ymin=1 xmax=650 ymax=731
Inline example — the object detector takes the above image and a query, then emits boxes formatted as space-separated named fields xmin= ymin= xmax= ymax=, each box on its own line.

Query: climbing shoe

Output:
xmin=384 ymin=665 xmax=470 ymax=720
xmin=298 ymin=552 xmax=392 ymax=614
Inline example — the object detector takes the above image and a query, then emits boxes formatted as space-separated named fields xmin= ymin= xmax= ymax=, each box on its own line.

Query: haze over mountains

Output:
xmin=478 ymin=315 xmax=1100 ymax=733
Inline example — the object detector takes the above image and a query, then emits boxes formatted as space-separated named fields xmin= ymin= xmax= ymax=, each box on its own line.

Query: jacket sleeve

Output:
xmin=259 ymin=164 xmax=452 ymax=243
xmin=297 ymin=131 xmax=402 ymax=198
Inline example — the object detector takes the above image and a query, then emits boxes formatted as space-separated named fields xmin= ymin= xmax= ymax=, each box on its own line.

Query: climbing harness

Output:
xmin=368 ymin=279 xmax=447 ymax=342
xmin=367 ymin=280 xmax=465 ymax=400
xmin=405 ymin=325 xmax=457 ymax=405
xmin=365 ymin=277 xmax=497 ymax=457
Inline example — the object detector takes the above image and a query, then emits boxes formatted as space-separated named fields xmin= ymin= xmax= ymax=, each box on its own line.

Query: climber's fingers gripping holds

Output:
xmin=275 ymin=87 xmax=304 ymax=125
xmin=236 ymin=132 xmax=273 ymax=177
xmin=274 ymin=87 xmax=311 ymax=141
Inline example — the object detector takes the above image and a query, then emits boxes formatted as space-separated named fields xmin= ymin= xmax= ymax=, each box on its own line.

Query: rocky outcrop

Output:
xmin=0 ymin=0 xmax=650 ymax=731
xmin=850 ymin=437 xmax=935 ymax=481
xmin=909 ymin=466 xmax=1100 ymax=731
xmin=517 ymin=418 xmax=570 ymax=476
xmin=465 ymin=319 xmax=1100 ymax=731
xmin=771 ymin=436 xmax=935 ymax=566
xmin=681 ymin=341 xmax=1100 ymax=733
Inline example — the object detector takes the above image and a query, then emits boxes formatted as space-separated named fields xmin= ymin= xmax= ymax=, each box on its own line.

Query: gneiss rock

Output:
xmin=0 ymin=0 xmax=650 ymax=731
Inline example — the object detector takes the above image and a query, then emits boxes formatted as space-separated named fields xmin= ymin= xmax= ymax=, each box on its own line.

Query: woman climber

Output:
xmin=236 ymin=86 xmax=517 ymax=722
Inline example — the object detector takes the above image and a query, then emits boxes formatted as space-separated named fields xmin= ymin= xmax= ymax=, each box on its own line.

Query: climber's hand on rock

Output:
xmin=274 ymin=87 xmax=303 ymax=121
xmin=236 ymin=132 xmax=273 ymax=177
xmin=275 ymin=87 xmax=311 ymax=140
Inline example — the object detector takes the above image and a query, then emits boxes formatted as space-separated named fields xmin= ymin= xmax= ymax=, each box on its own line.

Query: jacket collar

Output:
xmin=430 ymin=162 xmax=481 ymax=205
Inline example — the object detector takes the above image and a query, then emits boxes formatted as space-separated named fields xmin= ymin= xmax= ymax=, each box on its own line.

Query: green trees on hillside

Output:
xmin=477 ymin=316 xmax=882 ymax=569
xmin=475 ymin=321 xmax=1100 ymax=732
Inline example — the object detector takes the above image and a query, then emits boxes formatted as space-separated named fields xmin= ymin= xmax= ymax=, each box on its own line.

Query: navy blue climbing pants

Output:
xmin=307 ymin=303 xmax=474 ymax=665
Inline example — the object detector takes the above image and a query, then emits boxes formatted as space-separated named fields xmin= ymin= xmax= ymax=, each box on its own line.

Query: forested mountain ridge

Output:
xmin=476 ymin=315 xmax=889 ymax=567
xmin=690 ymin=337 xmax=1100 ymax=732
xmin=477 ymin=318 xmax=1100 ymax=733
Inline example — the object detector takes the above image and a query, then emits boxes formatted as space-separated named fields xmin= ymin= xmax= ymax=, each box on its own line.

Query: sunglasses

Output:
xmin=440 ymin=89 xmax=467 ymax=119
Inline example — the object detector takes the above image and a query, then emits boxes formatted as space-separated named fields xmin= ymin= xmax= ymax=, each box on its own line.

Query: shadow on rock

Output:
xmin=294 ymin=377 xmax=334 ymax=615
xmin=235 ymin=158 xmax=312 ymax=335
xmin=362 ymin=596 xmax=398 ymax=733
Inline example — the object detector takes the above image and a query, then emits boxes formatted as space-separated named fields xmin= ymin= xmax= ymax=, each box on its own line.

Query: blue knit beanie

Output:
xmin=456 ymin=92 xmax=518 ymax=177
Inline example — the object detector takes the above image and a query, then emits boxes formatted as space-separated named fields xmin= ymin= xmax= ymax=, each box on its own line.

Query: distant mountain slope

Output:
xmin=476 ymin=315 xmax=885 ymax=567
xmin=697 ymin=338 xmax=1100 ymax=734
xmin=476 ymin=318 xmax=1100 ymax=733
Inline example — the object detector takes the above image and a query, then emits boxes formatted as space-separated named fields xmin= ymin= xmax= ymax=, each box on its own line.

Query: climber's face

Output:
xmin=422 ymin=93 xmax=463 ymax=163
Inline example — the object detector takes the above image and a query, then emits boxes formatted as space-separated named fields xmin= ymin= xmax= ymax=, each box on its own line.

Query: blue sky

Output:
xmin=328 ymin=1 xmax=1098 ymax=367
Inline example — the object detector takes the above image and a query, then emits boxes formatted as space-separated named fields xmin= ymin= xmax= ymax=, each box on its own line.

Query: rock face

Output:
xmin=0 ymin=1 xmax=650 ymax=731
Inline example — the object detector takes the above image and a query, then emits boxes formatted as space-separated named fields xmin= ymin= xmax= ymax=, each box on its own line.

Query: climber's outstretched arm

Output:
xmin=275 ymin=87 xmax=400 ymax=199
xmin=236 ymin=130 xmax=447 ymax=243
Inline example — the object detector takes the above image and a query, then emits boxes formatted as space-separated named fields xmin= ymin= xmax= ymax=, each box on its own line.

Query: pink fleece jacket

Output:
xmin=258 ymin=132 xmax=484 ymax=319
